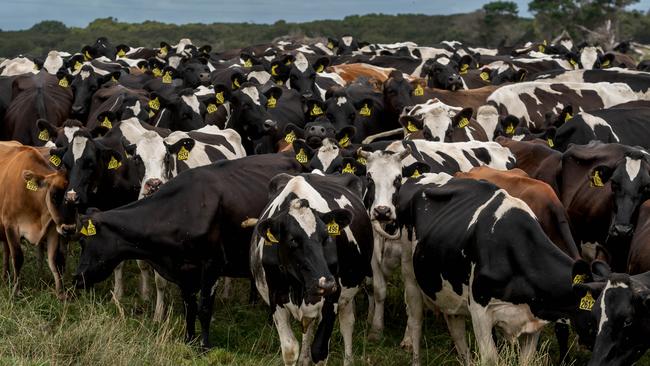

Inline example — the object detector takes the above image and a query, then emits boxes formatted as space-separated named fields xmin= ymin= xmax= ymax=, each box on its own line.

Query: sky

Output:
xmin=0 ymin=0 xmax=649 ymax=31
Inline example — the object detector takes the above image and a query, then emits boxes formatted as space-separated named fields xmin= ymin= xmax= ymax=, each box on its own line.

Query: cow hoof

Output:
xmin=367 ymin=330 xmax=382 ymax=342
xmin=400 ymin=338 xmax=413 ymax=352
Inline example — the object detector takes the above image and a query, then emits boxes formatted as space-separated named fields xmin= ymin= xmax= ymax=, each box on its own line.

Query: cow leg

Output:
xmin=365 ymin=276 xmax=375 ymax=325
xmin=136 ymin=260 xmax=152 ymax=301
xmin=368 ymin=236 xmax=387 ymax=341
xmin=2 ymin=241 xmax=9 ymax=281
xmin=45 ymin=227 xmax=64 ymax=298
xmin=5 ymin=228 xmax=23 ymax=294
xmin=519 ymin=331 xmax=541 ymax=366
xmin=153 ymin=271 xmax=168 ymax=322
xmin=198 ymin=273 xmax=219 ymax=349
xmin=445 ymin=314 xmax=470 ymax=365
xmin=181 ymin=288 xmax=198 ymax=343
xmin=113 ymin=262 xmax=125 ymax=301
xmin=468 ymin=302 xmax=497 ymax=365
xmin=401 ymin=239 xmax=423 ymax=364
xmin=220 ymin=277 xmax=232 ymax=299
xmin=554 ymin=322 xmax=569 ymax=363
xmin=339 ymin=286 xmax=358 ymax=366
xmin=299 ymin=317 xmax=316 ymax=366
xmin=273 ymin=306 xmax=299 ymax=366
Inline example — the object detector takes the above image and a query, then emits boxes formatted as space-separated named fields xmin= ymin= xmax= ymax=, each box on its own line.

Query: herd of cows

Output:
xmin=3 ymin=34 xmax=650 ymax=365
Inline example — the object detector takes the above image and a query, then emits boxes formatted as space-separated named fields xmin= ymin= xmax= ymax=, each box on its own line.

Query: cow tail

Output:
xmin=310 ymin=299 xmax=336 ymax=363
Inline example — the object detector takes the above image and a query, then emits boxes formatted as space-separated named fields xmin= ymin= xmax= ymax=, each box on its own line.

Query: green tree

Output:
xmin=482 ymin=2 xmax=520 ymax=46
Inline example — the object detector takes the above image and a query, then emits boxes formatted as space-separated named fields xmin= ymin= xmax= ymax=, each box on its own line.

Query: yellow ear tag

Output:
xmin=359 ymin=104 xmax=371 ymax=117
xmin=327 ymin=220 xmax=340 ymax=236
xmin=579 ymin=291 xmax=595 ymax=311
xmin=159 ymin=46 xmax=168 ymax=56
xmin=573 ymin=274 xmax=587 ymax=285
xmin=505 ymin=124 xmax=515 ymax=135
xmin=243 ymin=58 xmax=253 ymax=68
xmin=342 ymin=163 xmax=355 ymax=174
xmin=116 ymin=49 xmax=126 ymax=58
xmin=148 ymin=110 xmax=155 ymax=118
xmin=411 ymin=169 xmax=421 ymax=178
xmin=310 ymin=104 xmax=323 ymax=116
xmin=49 ymin=155 xmax=62 ymax=167
xmin=215 ymin=91 xmax=225 ymax=105
xmin=460 ymin=64 xmax=469 ymax=75
xmin=538 ymin=44 xmax=546 ymax=53
xmin=547 ymin=138 xmax=554 ymax=147
xmin=458 ymin=117 xmax=469 ymax=128
xmin=148 ymin=97 xmax=160 ymax=111
xmin=162 ymin=71 xmax=173 ymax=84
xmin=74 ymin=61 xmax=83 ymax=71
xmin=38 ymin=129 xmax=50 ymax=141
xmin=25 ymin=178 xmax=38 ymax=191
xmin=267 ymin=95 xmax=277 ymax=109
xmin=271 ymin=64 xmax=279 ymax=76
xmin=296 ymin=148 xmax=308 ymax=164
xmin=315 ymin=64 xmax=324 ymax=73
xmin=177 ymin=146 xmax=190 ymax=161
xmin=565 ymin=113 xmax=573 ymax=122
xmin=407 ymin=121 xmax=419 ymax=132
xmin=570 ymin=59 xmax=578 ymax=68
xmin=413 ymin=84 xmax=424 ymax=96
xmin=152 ymin=67 xmax=163 ymax=77
xmin=276 ymin=79 xmax=284 ymax=86
xmin=80 ymin=219 xmax=96 ymax=236
xmin=327 ymin=41 xmax=334 ymax=50
xmin=265 ymin=228 xmax=279 ymax=244
xmin=58 ymin=77 xmax=69 ymax=88
xmin=602 ymin=59 xmax=610 ymax=68
xmin=284 ymin=131 xmax=297 ymax=144
xmin=84 ymin=50 xmax=92 ymax=61
xmin=33 ymin=64 xmax=39 ymax=71
xmin=339 ymin=134 xmax=350 ymax=148
xmin=107 ymin=156 xmax=121 ymax=170
xmin=232 ymin=78 xmax=240 ymax=89
xmin=101 ymin=117 xmax=112 ymax=129
xmin=356 ymin=156 xmax=367 ymax=165
xmin=480 ymin=71 xmax=490 ymax=82
xmin=206 ymin=103 xmax=218 ymax=114
xmin=591 ymin=170 xmax=604 ymax=187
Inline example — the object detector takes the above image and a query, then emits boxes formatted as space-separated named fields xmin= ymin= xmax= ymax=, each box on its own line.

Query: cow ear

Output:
xmin=452 ymin=108 xmax=473 ymax=128
xmin=213 ymin=84 xmax=231 ymax=104
xmin=573 ymin=282 xmax=605 ymax=308
xmin=515 ymin=68 xmax=527 ymax=82
xmin=500 ymin=115 xmax=520 ymax=136
xmin=326 ymin=38 xmax=339 ymax=50
xmin=292 ymin=139 xmax=314 ymax=165
xmin=335 ymin=126 xmax=356 ymax=148
xmin=356 ymin=98 xmax=373 ymax=117
xmin=320 ymin=208 xmax=353 ymax=233
xmin=339 ymin=157 xmax=365 ymax=176
xmin=556 ymin=105 xmax=573 ymax=127
xmin=572 ymin=259 xmax=593 ymax=285
xmin=600 ymin=53 xmax=615 ymax=68
xmin=591 ymin=259 xmax=612 ymax=281
xmin=402 ymin=162 xmax=430 ymax=178
xmin=264 ymin=86 xmax=283 ymax=103
xmin=97 ymin=111 xmax=117 ymax=130
xmin=97 ymin=145 xmax=123 ymax=170
xmin=313 ymin=57 xmax=330 ymax=73
xmin=458 ymin=55 xmax=474 ymax=72
xmin=269 ymin=173 xmax=295 ymax=198
xmin=123 ymin=142 xmax=137 ymax=157
xmin=590 ymin=165 xmax=613 ymax=186
xmin=90 ymin=125 xmax=110 ymax=138
xmin=166 ymin=138 xmax=195 ymax=155
xmin=544 ymin=127 xmax=557 ymax=147
xmin=36 ymin=119 xmax=57 ymax=140
xmin=283 ymin=123 xmax=305 ymax=142
xmin=231 ymin=72 xmax=245 ymax=90
xmin=257 ymin=217 xmax=281 ymax=244
xmin=399 ymin=115 xmax=423 ymax=133
xmin=305 ymin=99 xmax=325 ymax=119
xmin=199 ymin=45 xmax=212 ymax=55
xmin=101 ymin=71 xmax=120 ymax=85
xmin=56 ymin=70 xmax=71 ymax=88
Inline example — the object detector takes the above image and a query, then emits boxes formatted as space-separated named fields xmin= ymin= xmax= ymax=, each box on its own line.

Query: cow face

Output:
xmin=579 ymin=46 xmax=613 ymax=70
xmin=399 ymin=100 xmax=466 ymax=142
xmin=323 ymin=91 xmax=358 ymax=130
xmin=74 ymin=218 xmax=122 ymax=289
xmin=383 ymin=71 xmax=417 ymax=117
xmin=576 ymin=272 xmax=650 ymax=366
xmin=592 ymin=153 xmax=650 ymax=238
xmin=152 ymin=90 xmax=205 ymax=131
xmin=481 ymin=62 xmax=527 ymax=85
xmin=226 ymin=84 xmax=281 ymax=140
xmin=177 ymin=59 xmax=211 ymax=88
xmin=421 ymin=56 xmax=463 ymax=91
xmin=287 ymin=53 xmax=329 ymax=99
xmin=293 ymin=138 xmax=344 ymax=174
xmin=69 ymin=66 xmax=119 ymax=119
xmin=257 ymin=198 xmax=352 ymax=298
xmin=22 ymin=169 xmax=76 ymax=235
xmin=357 ymin=148 xmax=411 ymax=222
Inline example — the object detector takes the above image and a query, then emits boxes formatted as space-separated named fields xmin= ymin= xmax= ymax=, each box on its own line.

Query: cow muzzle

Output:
xmin=143 ymin=178 xmax=162 ymax=197
xmin=59 ymin=223 xmax=77 ymax=237
xmin=317 ymin=276 xmax=337 ymax=295
xmin=610 ymin=224 xmax=634 ymax=237
xmin=263 ymin=120 xmax=277 ymax=132
xmin=199 ymin=72 xmax=211 ymax=82
xmin=372 ymin=206 xmax=393 ymax=222
xmin=65 ymin=190 xmax=79 ymax=204
xmin=71 ymin=105 xmax=86 ymax=115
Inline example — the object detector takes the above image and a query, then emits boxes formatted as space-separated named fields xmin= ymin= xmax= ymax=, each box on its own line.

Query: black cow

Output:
xmin=63 ymin=65 xmax=121 ymax=120
xmin=74 ymin=153 xmax=304 ymax=347
xmin=251 ymin=173 xmax=372 ymax=365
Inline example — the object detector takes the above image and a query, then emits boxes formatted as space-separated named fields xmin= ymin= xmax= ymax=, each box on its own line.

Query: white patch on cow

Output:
xmin=336 ymin=97 xmax=348 ymax=106
xmin=476 ymin=105 xmax=499 ymax=140
xmin=365 ymin=150 xmax=405 ymax=220
xmin=580 ymin=112 xmax=620 ymax=142
xmin=442 ymin=40 xmax=462 ymax=48
xmin=625 ymin=157 xmax=642 ymax=181
xmin=580 ymin=46 xmax=600 ymax=70
xmin=415 ymin=172 xmax=453 ymax=186
xmin=402 ymin=99 xmax=461 ymax=142
xmin=194 ymin=85 xmax=214 ymax=96
xmin=63 ymin=126 xmax=80 ymax=144
xmin=44 ymin=141 xmax=56 ymax=148
xmin=43 ymin=51 xmax=63 ymax=75
xmin=294 ymin=53 xmax=309 ymax=73
xmin=560 ymin=39 xmax=574 ymax=52
xmin=492 ymin=193 xmax=537 ymax=231
xmin=334 ymin=194 xmax=352 ymax=209
xmin=71 ymin=136 xmax=88 ymax=162
xmin=128 ymin=101 xmax=142 ymax=116
xmin=341 ymin=36 xmax=353 ymax=47
xmin=0 ymin=57 xmax=36 ymax=76
xmin=315 ymin=139 xmax=339 ymax=172
xmin=512 ymin=134 xmax=525 ymax=141
xmin=241 ymin=86 xmax=261 ymax=106
xmin=181 ymin=94 xmax=201 ymax=115
xmin=80 ymin=70 xmax=90 ymax=80
xmin=467 ymin=191 xmax=501 ymax=229
xmin=598 ymin=281 xmax=629 ymax=334
xmin=436 ymin=57 xmax=451 ymax=66
xmin=432 ymin=275 xmax=470 ymax=315
xmin=247 ymin=70 xmax=271 ymax=84
xmin=118 ymin=117 xmax=149 ymax=144
xmin=295 ymin=45 xmax=316 ymax=54
xmin=468 ymin=47 xmax=498 ymax=56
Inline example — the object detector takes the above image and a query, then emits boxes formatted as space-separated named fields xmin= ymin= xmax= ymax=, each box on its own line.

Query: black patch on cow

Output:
xmin=471 ymin=147 xmax=492 ymax=165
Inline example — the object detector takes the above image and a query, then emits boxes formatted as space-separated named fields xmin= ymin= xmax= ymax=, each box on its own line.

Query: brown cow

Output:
xmin=495 ymin=137 xmax=562 ymax=193
xmin=0 ymin=142 xmax=72 ymax=297
xmin=627 ymin=200 xmax=650 ymax=274
xmin=455 ymin=167 xmax=580 ymax=259
xmin=327 ymin=63 xmax=397 ymax=85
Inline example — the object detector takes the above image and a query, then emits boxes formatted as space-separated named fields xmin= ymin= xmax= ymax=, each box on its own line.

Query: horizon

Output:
xmin=1 ymin=0 xmax=648 ymax=31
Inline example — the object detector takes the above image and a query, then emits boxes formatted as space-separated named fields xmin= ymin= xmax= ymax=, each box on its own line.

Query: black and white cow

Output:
xmin=399 ymin=99 xmax=488 ymax=142
xmin=531 ymin=68 xmax=650 ymax=99
xmin=64 ymin=65 xmax=121 ymax=120
xmin=285 ymin=53 xmax=345 ymax=100
xmin=148 ymin=89 xmax=206 ymax=132
xmin=251 ymin=173 xmax=372 ymax=365
xmin=356 ymin=140 xmax=515 ymax=343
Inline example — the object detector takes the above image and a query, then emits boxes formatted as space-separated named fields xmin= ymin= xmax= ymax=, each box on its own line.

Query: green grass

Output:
xmin=0 ymin=243 xmax=649 ymax=366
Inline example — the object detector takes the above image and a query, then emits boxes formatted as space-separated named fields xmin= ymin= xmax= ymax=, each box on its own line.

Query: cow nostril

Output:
xmin=263 ymin=120 xmax=277 ymax=131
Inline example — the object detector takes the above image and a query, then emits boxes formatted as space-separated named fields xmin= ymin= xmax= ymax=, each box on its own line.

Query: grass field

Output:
xmin=0 ymin=244 xmax=648 ymax=366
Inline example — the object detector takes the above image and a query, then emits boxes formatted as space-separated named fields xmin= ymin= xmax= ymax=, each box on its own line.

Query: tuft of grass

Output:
xmin=2 ymin=243 xmax=650 ymax=365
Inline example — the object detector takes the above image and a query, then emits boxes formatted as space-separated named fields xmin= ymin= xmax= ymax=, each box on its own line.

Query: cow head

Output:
xmin=151 ymin=89 xmax=205 ymax=131
xmin=74 ymin=216 xmax=123 ymax=288
xmin=420 ymin=56 xmax=463 ymax=91
xmin=257 ymin=197 xmax=351 ymax=298
xmin=572 ymin=260 xmax=650 ymax=366
xmin=287 ymin=53 xmax=329 ymax=99
xmin=225 ymin=83 xmax=282 ymax=141
xmin=22 ymin=169 xmax=75 ymax=236
xmin=69 ymin=66 xmax=120 ymax=119
xmin=177 ymin=58 xmax=211 ymax=88
xmin=357 ymin=147 xmax=411 ymax=222
xmin=578 ymin=46 xmax=614 ymax=70
xmin=480 ymin=62 xmax=527 ymax=84
xmin=383 ymin=71 xmax=418 ymax=117
xmin=399 ymin=100 xmax=471 ymax=142
xmin=591 ymin=151 xmax=650 ymax=238
xmin=293 ymin=138 xmax=344 ymax=174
